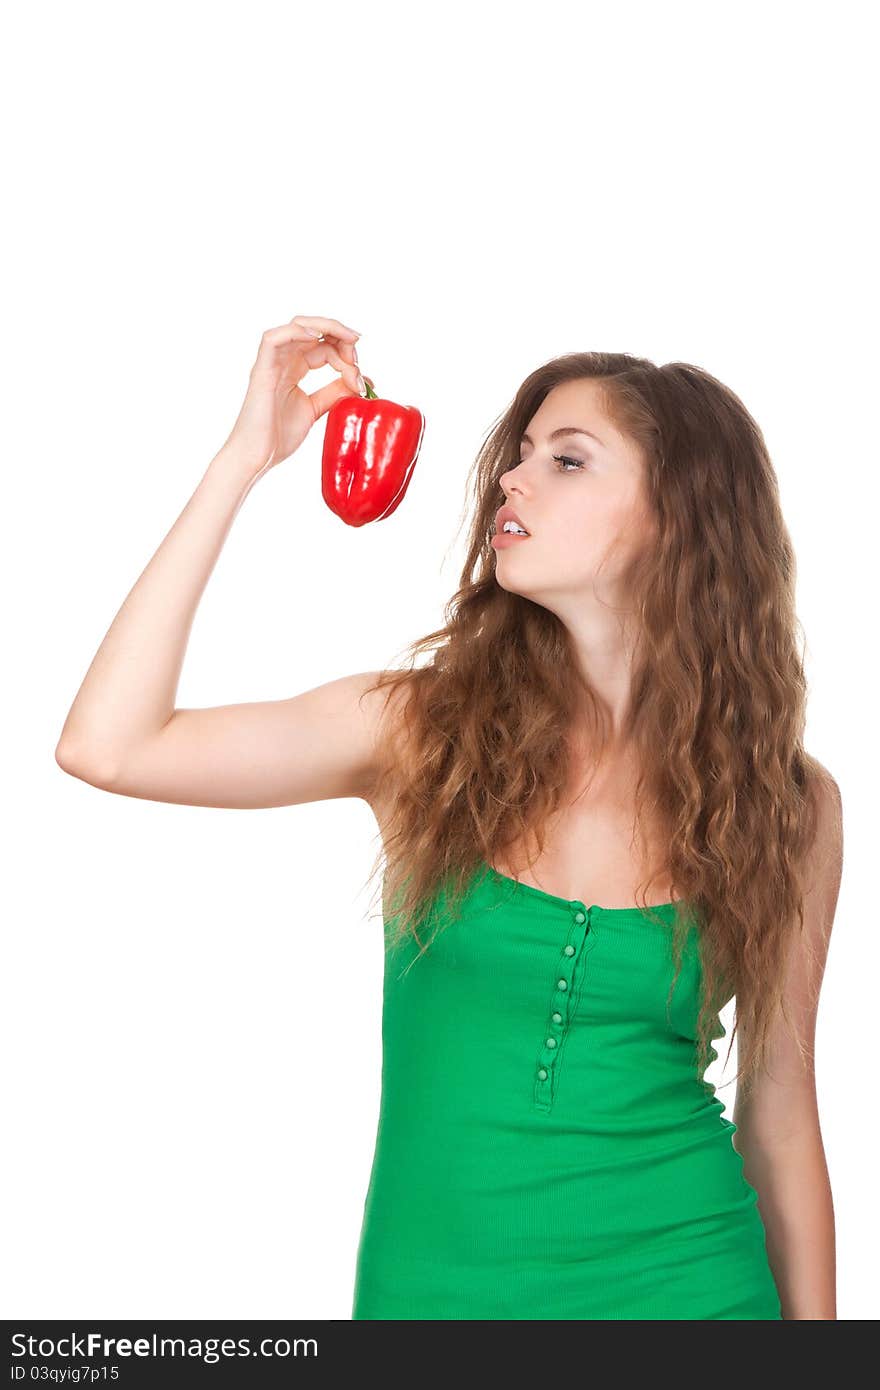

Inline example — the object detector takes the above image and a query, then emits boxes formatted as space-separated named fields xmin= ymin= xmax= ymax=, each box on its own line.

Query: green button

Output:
xmin=552 ymin=1012 xmax=563 ymax=1024
xmin=574 ymin=910 xmax=586 ymax=924
xmin=537 ymin=1068 xmax=548 ymax=1081
xmin=563 ymin=944 xmax=576 ymax=956
xmin=546 ymin=1037 xmax=557 ymax=1048
xmin=557 ymin=978 xmax=568 ymax=990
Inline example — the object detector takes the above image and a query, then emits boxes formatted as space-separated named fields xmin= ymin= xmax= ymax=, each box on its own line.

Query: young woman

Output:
xmin=56 ymin=313 xmax=842 ymax=1321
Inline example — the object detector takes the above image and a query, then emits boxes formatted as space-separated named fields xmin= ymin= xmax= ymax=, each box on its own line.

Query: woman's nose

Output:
xmin=500 ymin=462 xmax=524 ymax=489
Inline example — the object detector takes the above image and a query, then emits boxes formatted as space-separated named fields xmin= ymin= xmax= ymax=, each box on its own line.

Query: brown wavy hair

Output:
xmin=358 ymin=350 xmax=832 ymax=1098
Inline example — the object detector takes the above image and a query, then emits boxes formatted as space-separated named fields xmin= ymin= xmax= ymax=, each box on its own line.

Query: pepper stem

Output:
xmin=363 ymin=377 xmax=379 ymax=399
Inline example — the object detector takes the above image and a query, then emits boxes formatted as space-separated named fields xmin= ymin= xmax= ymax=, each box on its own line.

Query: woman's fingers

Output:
xmin=253 ymin=320 xmax=361 ymax=390
xmin=291 ymin=314 xmax=360 ymax=343
xmin=290 ymin=315 xmax=360 ymax=371
xmin=252 ymin=322 xmax=326 ymax=372
xmin=302 ymin=337 xmax=363 ymax=394
xmin=308 ymin=371 xmax=369 ymax=420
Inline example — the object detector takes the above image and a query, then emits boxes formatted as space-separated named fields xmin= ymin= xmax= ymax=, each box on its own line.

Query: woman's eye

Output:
xmin=513 ymin=453 xmax=586 ymax=473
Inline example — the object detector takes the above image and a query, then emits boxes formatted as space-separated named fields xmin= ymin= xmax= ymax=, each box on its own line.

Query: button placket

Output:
xmin=534 ymin=905 xmax=593 ymax=1112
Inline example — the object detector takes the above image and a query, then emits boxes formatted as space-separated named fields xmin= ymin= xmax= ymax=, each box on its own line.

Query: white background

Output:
xmin=3 ymin=0 xmax=875 ymax=1320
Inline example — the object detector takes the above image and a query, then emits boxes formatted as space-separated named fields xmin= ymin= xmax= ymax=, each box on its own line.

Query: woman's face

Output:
xmin=494 ymin=378 xmax=656 ymax=615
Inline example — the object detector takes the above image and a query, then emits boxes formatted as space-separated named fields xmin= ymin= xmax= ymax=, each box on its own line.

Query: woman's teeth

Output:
xmin=503 ymin=522 xmax=529 ymax=535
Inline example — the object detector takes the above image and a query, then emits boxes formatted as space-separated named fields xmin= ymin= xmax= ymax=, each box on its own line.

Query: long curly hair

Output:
xmin=358 ymin=350 xmax=831 ymax=1098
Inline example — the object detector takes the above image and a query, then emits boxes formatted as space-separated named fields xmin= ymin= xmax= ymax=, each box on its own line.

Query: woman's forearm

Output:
xmin=741 ymin=1134 xmax=837 ymax=1319
xmin=55 ymin=444 xmax=263 ymax=773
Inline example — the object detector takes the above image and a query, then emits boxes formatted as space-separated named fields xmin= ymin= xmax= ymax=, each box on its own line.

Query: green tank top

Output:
xmin=352 ymin=860 xmax=782 ymax=1320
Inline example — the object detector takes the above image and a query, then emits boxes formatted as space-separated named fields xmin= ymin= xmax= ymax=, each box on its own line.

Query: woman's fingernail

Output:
xmin=357 ymin=372 xmax=367 ymax=395
xmin=352 ymin=344 xmax=359 ymax=364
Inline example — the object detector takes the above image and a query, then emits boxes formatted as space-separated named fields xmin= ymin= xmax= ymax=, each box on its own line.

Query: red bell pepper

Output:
xmin=321 ymin=377 xmax=425 ymax=527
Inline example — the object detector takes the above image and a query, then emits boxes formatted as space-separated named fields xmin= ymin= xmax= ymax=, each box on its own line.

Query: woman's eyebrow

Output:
xmin=521 ymin=426 xmax=605 ymax=448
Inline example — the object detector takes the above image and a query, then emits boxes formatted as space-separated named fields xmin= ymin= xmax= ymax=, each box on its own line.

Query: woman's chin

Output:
xmin=494 ymin=570 xmax=530 ymax=596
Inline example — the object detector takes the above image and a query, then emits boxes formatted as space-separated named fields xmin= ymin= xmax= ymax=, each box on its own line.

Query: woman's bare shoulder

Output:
xmin=360 ymin=670 xmax=416 ymax=810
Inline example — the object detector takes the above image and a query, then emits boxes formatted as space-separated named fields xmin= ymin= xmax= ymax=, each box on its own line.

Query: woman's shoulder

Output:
xmin=359 ymin=669 xmax=419 ymax=808
xmin=799 ymin=753 xmax=843 ymax=894
xmin=804 ymin=753 xmax=842 ymax=820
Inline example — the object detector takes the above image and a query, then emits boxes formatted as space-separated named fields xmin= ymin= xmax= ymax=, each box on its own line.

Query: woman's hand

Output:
xmin=220 ymin=313 xmax=367 ymax=478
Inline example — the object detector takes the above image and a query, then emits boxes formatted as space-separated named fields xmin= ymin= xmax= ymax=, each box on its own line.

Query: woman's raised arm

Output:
xmin=54 ymin=313 xmax=386 ymax=808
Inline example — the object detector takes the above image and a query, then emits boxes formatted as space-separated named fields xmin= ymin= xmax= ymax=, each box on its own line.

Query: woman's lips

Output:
xmin=491 ymin=530 xmax=531 ymax=548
